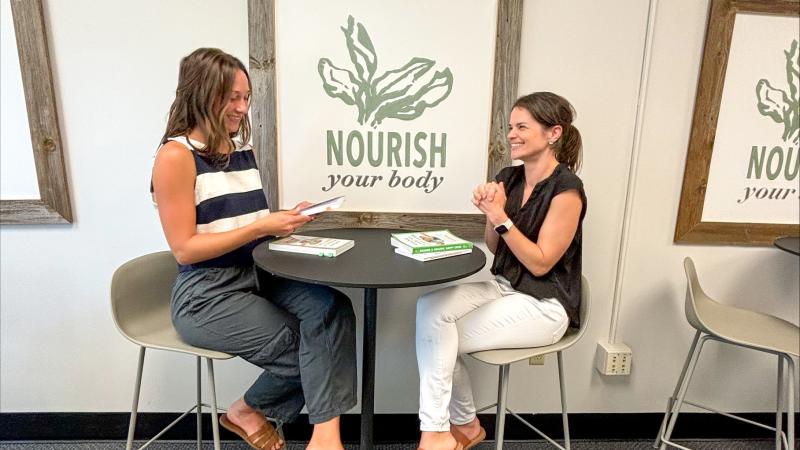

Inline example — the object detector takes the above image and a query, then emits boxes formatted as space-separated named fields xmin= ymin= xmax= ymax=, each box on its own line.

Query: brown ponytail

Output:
xmin=513 ymin=92 xmax=583 ymax=172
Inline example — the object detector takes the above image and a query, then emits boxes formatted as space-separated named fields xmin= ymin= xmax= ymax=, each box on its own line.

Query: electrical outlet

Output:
xmin=594 ymin=341 xmax=632 ymax=375
xmin=528 ymin=355 xmax=545 ymax=365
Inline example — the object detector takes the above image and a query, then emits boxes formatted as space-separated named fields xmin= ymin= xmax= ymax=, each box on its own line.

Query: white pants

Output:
xmin=415 ymin=276 xmax=569 ymax=431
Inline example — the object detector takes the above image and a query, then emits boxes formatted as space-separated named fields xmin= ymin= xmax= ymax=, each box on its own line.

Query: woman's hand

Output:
xmin=473 ymin=181 xmax=508 ymax=226
xmin=472 ymin=182 xmax=496 ymax=206
xmin=255 ymin=203 xmax=313 ymax=237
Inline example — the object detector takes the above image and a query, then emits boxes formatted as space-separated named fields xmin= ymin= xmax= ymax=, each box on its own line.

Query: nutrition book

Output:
xmin=390 ymin=229 xmax=473 ymax=255
xmin=394 ymin=246 xmax=473 ymax=261
xmin=269 ymin=235 xmax=354 ymax=257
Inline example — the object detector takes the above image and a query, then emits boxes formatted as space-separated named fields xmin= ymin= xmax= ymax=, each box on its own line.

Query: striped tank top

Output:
xmin=165 ymin=136 xmax=270 ymax=272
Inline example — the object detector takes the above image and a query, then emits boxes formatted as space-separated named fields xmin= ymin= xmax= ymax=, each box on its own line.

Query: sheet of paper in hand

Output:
xmin=299 ymin=196 xmax=345 ymax=216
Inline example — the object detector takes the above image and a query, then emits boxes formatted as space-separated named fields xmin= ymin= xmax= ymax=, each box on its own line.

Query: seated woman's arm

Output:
xmin=497 ymin=191 xmax=581 ymax=276
xmin=474 ymin=182 xmax=501 ymax=254
xmin=476 ymin=181 xmax=581 ymax=276
xmin=483 ymin=219 xmax=499 ymax=254
xmin=152 ymin=142 xmax=311 ymax=265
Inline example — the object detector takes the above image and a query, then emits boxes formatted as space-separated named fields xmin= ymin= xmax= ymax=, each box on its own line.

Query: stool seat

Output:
xmin=115 ymin=298 xmax=233 ymax=359
xmin=691 ymin=292 xmax=799 ymax=357
xmin=471 ymin=326 xmax=584 ymax=365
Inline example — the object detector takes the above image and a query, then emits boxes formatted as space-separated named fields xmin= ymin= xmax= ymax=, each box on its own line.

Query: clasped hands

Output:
xmin=472 ymin=181 xmax=508 ymax=226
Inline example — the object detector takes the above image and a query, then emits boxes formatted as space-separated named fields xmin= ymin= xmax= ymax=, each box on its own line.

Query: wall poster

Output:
xmin=248 ymin=0 xmax=523 ymax=237
xmin=675 ymin=0 xmax=799 ymax=245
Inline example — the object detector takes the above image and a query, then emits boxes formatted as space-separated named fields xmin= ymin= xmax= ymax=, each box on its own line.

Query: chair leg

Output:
xmin=777 ymin=355 xmax=784 ymax=450
xmin=655 ymin=331 xmax=701 ymax=449
xmin=557 ymin=351 xmax=571 ymax=450
xmin=495 ymin=364 xmax=510 ymax=450
xmin=206 ymin=358 xmax=222 ymax=450
xmin=659 ymin=335 xmax=709 ymax=450
xmin=196 ymin=356 xmax=203 ymax=450
xmin=126 ymin=347 xmax=146 ymax=450
xmin=784 ymin=355 xmax=795 ymax=450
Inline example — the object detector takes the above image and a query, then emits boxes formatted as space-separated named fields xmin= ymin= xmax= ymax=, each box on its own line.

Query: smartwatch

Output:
xmin=494 ymin=218 xmax=514 ymax=235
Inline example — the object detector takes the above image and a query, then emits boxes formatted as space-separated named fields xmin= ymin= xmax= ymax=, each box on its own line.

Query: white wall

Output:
xmin=1 ymin=0 xmax=797 ymax=415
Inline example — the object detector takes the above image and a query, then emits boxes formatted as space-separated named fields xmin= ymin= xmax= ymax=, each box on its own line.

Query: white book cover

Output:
xmin=269 ymin=234 xmax=354 ymax=257
xmin=394 ymin=246 xmax=472 ymax=261
xmin=390 ymin=229 xmax=473 ymax=254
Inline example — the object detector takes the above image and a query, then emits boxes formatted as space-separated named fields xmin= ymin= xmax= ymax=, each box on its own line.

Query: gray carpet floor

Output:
xmin=0 ymin=440 xmax=786 ymax=449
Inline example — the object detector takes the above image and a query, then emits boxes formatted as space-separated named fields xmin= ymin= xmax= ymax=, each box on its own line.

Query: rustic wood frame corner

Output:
xmin=1 ymin=0 xmax=73 ymax=225
xmin=247 ymin=0 xmax=522 ymax=239
xmin=674 ymin=0 xmax=799 ymax=245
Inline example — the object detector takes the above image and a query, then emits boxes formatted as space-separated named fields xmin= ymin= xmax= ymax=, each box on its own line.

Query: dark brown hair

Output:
xmin=160 ymin=48 xmax=251 ymax=167
xmin=513 ymin=92 xmax=582 ymax=172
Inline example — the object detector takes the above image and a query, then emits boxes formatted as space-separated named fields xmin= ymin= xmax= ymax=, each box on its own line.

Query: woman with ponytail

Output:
xmin=415 ymin=92 xmax=587 ymax=450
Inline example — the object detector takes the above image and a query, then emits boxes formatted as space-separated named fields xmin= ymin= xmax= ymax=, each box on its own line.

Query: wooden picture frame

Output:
xmin=247 ymin=0 xmax=521 ymax=238
xmin=674 ymin=0 xmax=799 ymax=245
xmin=1 ymin=0 xmax=72 ymax=224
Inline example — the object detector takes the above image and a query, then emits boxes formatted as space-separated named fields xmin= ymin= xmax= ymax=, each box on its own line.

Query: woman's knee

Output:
xmin=303 ymin=285 xmax=355 ymax=326
xmin=328 ymin=288 xmax=356 ymax=326
xmin=416 ymin=288 xmax=455 ymax=328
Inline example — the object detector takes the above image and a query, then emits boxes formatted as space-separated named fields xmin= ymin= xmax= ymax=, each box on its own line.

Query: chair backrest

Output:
xmin=110 ymin=251 xmax=178 ymax=345
xmin=682 ymin=257 xmax=714 ymax=333
xmin=560 ymin=274 xmax=592 ymax=347
xmin=577 ymin=274 xmax=591 ymax=334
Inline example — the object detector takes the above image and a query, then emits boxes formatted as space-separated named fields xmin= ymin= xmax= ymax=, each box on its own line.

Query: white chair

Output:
xmin=111 ymin=251 xmax=233 ymax=450
xmin=655 ymin=257 xmax=799 ymax=450
xmin=470 ymin=275 xmax=591 ymax=450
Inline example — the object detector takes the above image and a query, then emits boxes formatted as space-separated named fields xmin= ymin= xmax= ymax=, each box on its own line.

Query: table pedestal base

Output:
xmin=361 ymin=287 xmax=377 ymax=450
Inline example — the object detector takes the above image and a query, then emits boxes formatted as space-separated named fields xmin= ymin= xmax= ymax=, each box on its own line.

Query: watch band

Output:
xmin=494 ymin=218 xmax=514 ymax=235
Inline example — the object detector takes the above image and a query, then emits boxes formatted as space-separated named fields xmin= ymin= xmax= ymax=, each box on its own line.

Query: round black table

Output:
xmin=774 ymin=236 xmax=800 ymax=256
xmin=252 ymin=228 xmax=487 ymax=450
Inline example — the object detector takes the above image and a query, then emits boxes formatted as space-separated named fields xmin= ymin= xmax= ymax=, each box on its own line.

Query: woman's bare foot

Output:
xmin=418 ymin=430 xmax=458 ymax=450
xmin=451 ymin=417 xmax=482 ymax=442
xmin=226 ymin=398 xmax=284 ymax=450
xmin=306 ymin=416 xmax=345 ymax=450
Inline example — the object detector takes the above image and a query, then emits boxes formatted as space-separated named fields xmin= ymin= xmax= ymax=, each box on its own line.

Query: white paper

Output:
xmin=299 ymin=195 xmax=345 ymax=216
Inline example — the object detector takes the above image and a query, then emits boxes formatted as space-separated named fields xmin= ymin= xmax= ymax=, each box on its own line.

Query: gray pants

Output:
xmin=171 ymin=265 xmax=357 ymax=424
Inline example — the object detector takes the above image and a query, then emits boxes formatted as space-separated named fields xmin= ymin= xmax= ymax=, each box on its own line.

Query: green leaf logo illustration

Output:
xmin=318 ymin=15 xmax=454 ymax=127
xmin=755 ymin=39 xmax=799 ymax=144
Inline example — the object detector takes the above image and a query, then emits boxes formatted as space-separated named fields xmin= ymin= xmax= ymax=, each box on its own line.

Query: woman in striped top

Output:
xmin=152 ymin=48 xmax=357 ymax=450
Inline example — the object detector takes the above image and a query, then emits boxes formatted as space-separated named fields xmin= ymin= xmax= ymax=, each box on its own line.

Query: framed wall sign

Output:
xmin=0 ymin=0 xmax=72 ymax=224
xmin=674 ymin=0 xmax=799 ymax=245
xmin=248 ymin=0 xmax=522 ymax=238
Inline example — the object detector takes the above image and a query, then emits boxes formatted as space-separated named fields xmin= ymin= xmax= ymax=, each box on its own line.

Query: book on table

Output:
xmin=268 ymin=234 xmax=354 ymax=257
xmin=390 ymin=229 xmax=473 ymax=256
xmin=394 ymin=246 xmax=472 ymax=261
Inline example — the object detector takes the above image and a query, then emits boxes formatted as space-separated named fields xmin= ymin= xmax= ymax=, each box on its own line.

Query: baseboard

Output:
xmin=0 ymin=412 xmax=795 ymax=441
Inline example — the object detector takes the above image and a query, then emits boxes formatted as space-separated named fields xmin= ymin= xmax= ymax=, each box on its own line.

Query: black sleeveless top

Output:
xmin=490 ymin=164 xmax=587 ymax=327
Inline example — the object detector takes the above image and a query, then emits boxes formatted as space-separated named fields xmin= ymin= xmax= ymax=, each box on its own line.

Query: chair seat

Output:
xmin=121 ymin=310 xmax=233 ymax=360
xmin=698 ymin=300 xmax=799 ymax=356
xmin=470 ymin=327 xmax=581 ymax=365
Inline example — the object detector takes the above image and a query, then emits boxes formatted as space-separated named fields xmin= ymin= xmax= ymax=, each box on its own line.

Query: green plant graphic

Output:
xmin=755 ymin=39 xmax=799 ymax=144
xmin=318 ymin=15 xmax=453 ymax=127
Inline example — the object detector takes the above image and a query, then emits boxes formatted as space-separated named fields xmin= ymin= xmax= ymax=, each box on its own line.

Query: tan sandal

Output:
xmin=450 ymin=425 xmax=486 ymax=450
xmin=220 ymin=413 xmax=281 ymax=450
